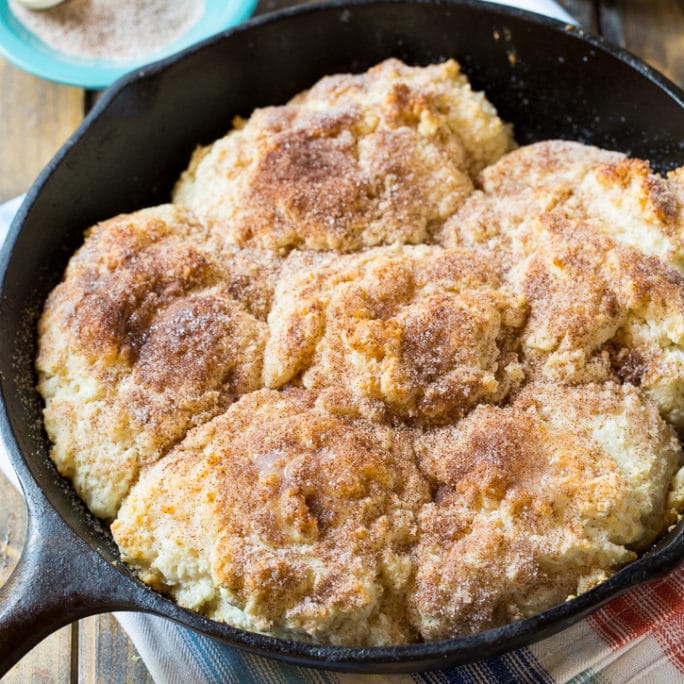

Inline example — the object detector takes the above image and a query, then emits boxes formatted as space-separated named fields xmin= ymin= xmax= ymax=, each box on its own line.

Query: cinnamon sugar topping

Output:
xmin=37 ymin=61 xmax=684 ymax=646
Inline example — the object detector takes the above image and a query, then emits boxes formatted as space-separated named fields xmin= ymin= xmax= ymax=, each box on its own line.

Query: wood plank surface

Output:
xmin=1 ymin=626 xmax=75 ymax=684
xmin=78 ymin=615 xmax=153 ymax=684
xmin=0 ymin=57 xmax=83 ymax=204
xmin=599 ymin=0 xmax=684 ymax=86
xmin=0 ymin=58 xmax=81 ymax=679
xmin=1 ymin=472 xmax=75 ymax=683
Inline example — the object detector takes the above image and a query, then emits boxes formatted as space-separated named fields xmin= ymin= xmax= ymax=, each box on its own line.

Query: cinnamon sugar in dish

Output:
xmin=9 ymin=0 xmax=205 ymax=62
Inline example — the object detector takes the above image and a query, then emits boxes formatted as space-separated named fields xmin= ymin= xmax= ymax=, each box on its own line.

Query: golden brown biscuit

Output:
xmin=565 ymin=157 xmax=684 ymax=269
xmin=440 ymin=141 xmax=684 ymax=428
xmin=502 ymin=216 xmax=684 ymax=430
xmin=37 ymin=205 xmax=273 ymax=518
xmin=112 ymin=388 xmax=431 ymax=646
xmin=442 ymin=141 xmax=684 ymax=270
xmin=440 ymin=140 xmax=623 ymax=252
xmin=507 ymin=218 xmax=624 ymax=384
xmin=173 ymin=59 xmax=513 ymax=252
xmin=264 ymin=244 xmax=526 ymax=424
xmin=605 ymin=247 xmax=684 ymax=431
xmin=293 ymin=58 xmax=514 ymax=177
xmin=411 ymin=382 xmax=683 ymax=640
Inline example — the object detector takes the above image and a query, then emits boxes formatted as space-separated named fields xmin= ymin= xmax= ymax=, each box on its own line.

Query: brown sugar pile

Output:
xmin=10 ymin=0 xmax=204 ymax=61
xmin=37 ymin=59 xmax=684 ymax=646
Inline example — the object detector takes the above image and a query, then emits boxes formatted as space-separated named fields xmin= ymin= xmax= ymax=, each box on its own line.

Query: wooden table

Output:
xmin=1 ymin=0 xmax=682 ymax=681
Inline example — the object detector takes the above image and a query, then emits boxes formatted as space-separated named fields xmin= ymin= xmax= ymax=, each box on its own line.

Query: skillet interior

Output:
xmin=1 ymin=0 xmax=684 ymax=672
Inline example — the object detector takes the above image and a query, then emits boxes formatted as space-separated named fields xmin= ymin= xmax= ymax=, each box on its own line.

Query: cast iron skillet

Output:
xmin=1 ymin=0 xmax=683 ymax=675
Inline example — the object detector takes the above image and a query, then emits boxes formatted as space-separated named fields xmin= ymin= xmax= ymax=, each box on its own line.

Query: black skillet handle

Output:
xmin=0 ymin=491 xmax=143 ymax=677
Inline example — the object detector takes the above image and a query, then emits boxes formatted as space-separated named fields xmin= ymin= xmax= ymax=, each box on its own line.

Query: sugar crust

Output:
xmin=37 ymin=61 xmax=684 ymax=646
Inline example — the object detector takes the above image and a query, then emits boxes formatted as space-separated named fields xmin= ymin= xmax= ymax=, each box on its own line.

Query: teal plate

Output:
xmin=0 ymin=0 xmax=258 ymax=89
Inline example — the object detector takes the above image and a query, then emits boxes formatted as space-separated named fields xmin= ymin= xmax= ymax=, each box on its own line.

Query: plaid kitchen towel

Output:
xmin=2 ymin=1 xmax=683 ymax=677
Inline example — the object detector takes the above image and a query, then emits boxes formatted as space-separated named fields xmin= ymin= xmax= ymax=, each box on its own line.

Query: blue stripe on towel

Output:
xmin=180 ymin=628 xmax=341 ymax=684
xmin=178 ymin=624 xmax=555 ymax=684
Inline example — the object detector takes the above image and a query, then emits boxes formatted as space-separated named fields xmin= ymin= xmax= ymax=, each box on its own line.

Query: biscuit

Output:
xmin=264 ymin=244 xmax=525 ymax=423
xmin=37 ymin=205 xmax=274 ymax=518
xmin=173 ymin=59 xmax=514 ymax=252
xmin=442 ymin=140 xmax=684 ymax=270
xmin=441 ymin=141 xmax=684 ymax=429
xmin=112 ymin=388 xmax=430 ymax=646
xmin=411 ymin=382 xmax=683 ymax=639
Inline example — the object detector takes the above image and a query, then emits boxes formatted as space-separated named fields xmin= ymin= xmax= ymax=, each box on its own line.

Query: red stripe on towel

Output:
xmin=589 ymin=565 xmax=684 ymax=660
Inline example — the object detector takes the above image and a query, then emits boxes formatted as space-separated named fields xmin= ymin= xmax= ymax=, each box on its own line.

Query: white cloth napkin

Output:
xmin=0 ymin=194 xmax=25 ymax=493
xmin=485 ymin=0 xmax=575 ymax=22
xmin=0 ymin=3 xmax=584 ymax=680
